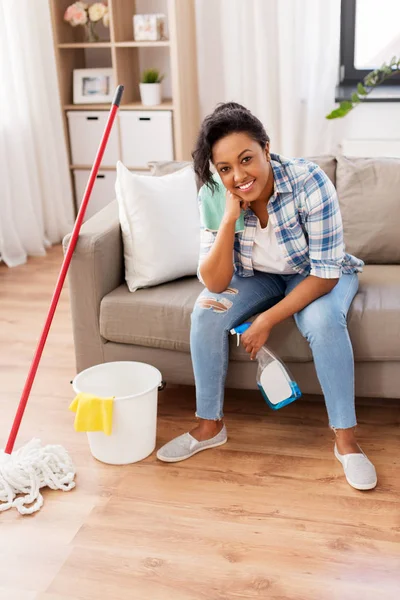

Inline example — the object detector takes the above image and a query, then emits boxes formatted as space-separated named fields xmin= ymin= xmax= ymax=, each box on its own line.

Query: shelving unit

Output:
xmin=58 ymin=41 xmax=171 ymax=48
xmin=64 ymin=100 xmax=174 ymax=111
xmin=49 ymin=0 xmax=199 ymax=213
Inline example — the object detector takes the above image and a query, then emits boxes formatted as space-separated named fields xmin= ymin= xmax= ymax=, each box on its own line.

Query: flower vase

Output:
xmin=85 ymin=21 xmax=99 ymax=43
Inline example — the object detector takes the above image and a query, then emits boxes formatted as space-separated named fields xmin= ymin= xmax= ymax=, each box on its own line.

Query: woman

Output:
xmin=157 ymin=102 xmax=377 ymax=491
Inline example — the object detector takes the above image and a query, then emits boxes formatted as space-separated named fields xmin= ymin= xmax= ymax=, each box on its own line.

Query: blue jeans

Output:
xmin=190 ymin=271 xmax=359 ymax=429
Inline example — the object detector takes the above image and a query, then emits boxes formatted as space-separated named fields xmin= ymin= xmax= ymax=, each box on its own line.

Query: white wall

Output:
xmin=194 ymin=0 xmax=225 ymax=118
xmin=332 ymin=102 xmax=400 ymax=157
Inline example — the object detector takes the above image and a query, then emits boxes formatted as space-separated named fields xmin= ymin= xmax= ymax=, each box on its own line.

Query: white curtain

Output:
xmin=195 ymin=0 xmax=341 ymax=157
xmin=0 ymin=0 xmax=74 ymax=268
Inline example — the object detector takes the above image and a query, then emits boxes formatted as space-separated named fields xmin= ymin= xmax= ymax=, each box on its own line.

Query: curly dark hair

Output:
xmin=192 ymin=102 xmax=270 ymax=191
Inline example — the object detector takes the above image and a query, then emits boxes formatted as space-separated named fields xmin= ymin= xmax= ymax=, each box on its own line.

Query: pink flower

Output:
xmin=64 ymin=3 xmax=88 ymax=27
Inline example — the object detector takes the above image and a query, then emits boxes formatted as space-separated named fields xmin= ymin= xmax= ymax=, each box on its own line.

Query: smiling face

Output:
xmin=212 ymin=132 xmax=272 ymax=202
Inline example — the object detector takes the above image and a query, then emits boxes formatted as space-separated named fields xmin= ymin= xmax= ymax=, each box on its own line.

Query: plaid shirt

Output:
xmin=198 ymin=153 xmax=364 ymax=281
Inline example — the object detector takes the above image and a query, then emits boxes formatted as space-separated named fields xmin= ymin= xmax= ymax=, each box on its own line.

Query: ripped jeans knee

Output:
xmin=194 ymin=287 xmax=239 ymax=315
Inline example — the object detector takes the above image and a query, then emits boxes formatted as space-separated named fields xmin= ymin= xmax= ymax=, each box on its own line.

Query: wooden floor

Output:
xmin=1 ymin=246 xmax=399 ymax=600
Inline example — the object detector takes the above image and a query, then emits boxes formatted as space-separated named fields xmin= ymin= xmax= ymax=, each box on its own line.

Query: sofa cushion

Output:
xmin=116 ymin=161 xmax=200 ymax=292
xmin=347 ymin=265 xmax=400 ymax=361
xmin=101 ymin=277 xmax=202 ymax=353
xmin=100 ymin=265 xmax=400 ymax=362
xmin=148 ymin=160 xmax=192 ymax=176
xmin=230 ymin=266 xmax=400 ymax=362
xmin=336 ymin=155 xmax=400 ymax=264
xmin=100 ymin=277 xmax=312 ymax=361
xmin=307 ymin=156 xmax=336 ymax=186
xmin=148 ymin=160 xmax=203 ymax=191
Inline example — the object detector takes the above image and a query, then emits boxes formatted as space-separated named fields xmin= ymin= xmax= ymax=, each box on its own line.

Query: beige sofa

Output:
xmin=64 ymin=155 xmax=400 ymax=399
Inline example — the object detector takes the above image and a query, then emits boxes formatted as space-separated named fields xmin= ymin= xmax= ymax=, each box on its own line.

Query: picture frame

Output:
xmin=73 ymin=68 xmax=114 ymax=104
xmin=133 ymin=13 xmax=167 ymax=41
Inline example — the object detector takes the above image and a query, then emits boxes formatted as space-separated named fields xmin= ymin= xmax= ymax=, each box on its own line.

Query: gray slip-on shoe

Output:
xmin=334 ymin=444 xmax=377 ymax=490
xmin=157 ymin=425 xmax=228 ymax=463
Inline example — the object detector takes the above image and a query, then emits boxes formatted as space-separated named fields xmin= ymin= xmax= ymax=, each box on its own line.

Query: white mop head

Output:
xmin=0 ymin=438 xmax=76 ymax=515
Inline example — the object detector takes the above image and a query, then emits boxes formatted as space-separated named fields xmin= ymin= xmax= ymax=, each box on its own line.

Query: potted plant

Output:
xmin=139 ymin=69 xmax=164 ymax=107
xmin=326 ymin=56 xmax=400 ymax=119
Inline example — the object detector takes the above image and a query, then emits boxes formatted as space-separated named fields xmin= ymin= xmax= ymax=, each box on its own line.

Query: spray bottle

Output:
xmin=230 ymin=322 xmax=302 ymax=410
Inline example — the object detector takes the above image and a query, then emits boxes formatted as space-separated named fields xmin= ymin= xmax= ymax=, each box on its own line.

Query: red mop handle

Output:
xmin=5 ymin=85 xmax=124 ymax=454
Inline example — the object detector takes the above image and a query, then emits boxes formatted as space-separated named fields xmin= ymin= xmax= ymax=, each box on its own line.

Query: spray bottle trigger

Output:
xmin=230 ymin=322 xmax=252 ymax=347
xmin=229 ymin=328 xmax=240 ymax=346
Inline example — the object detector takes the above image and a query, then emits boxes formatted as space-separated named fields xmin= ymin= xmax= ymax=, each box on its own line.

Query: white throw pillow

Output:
xmin=115 ymin=161 xmax=200 ymax=292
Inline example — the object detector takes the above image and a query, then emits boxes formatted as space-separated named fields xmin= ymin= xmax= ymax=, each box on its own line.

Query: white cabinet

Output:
xmin=119 ymin=111 xmax=174 ymax=168
xmin=69 ymin=109 xmax=174 ymax=217
xmin=73 ymin=170 xmax=116 ymax=221
xmin=67 ymin=109 xmax=175 ymax=169
xmin=67 ymin=111 xmax=120 ymax=166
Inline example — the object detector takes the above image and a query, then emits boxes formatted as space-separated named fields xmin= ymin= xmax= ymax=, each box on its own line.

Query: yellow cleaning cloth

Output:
xmin=69 ymin=392 xmax=114 ymax=436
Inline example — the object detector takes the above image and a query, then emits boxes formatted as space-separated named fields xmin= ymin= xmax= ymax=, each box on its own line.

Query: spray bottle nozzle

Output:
xmin=230 ymin=322 xmax=252 ymax=347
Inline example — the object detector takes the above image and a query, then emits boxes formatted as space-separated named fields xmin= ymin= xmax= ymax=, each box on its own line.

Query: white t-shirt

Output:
xmin=252 ymin=219 xmax=297 ymax=275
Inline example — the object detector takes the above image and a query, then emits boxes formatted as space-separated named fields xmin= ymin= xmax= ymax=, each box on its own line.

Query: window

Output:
xmin=340 ymin=0 xmax=400 ymax=85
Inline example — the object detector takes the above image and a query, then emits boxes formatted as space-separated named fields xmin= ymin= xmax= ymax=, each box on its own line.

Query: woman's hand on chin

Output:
xmin=224 ymin=190 xmax=250 ymax=223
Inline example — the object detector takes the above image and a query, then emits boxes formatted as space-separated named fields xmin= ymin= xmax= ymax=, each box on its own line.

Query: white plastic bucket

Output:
xmin=72 ymin=361 xmax=162 ymax=465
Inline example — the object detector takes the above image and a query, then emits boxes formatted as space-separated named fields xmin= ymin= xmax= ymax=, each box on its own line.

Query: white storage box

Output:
xmin=119 ymin=111 xmax=174 ymax=168
xmin=73 ymin=170 xmax=116 ymax=221
xmin=67 ymin=111 xmax=120 ymax=167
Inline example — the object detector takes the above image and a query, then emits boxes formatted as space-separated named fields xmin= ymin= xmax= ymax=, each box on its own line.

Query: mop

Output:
xmin=0 ymin=85 xmax=124 ymax=515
